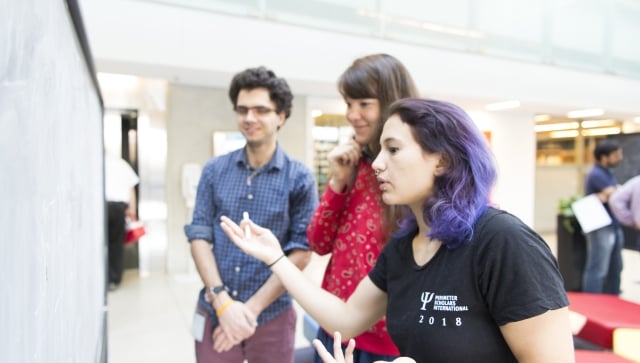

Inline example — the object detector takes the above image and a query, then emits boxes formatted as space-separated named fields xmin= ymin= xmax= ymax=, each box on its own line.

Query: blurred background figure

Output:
xmin=610 ymin=175 xmax=640 ymax=254
xmin=105 ymin=152 xmax=140 ymax=291
xmin=610 ymin=175 xmax=640 ymax=231
xmin=583 ymin=139 xmax=625 ymax=295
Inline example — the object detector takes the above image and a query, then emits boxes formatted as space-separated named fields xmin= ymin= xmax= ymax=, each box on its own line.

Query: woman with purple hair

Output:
xmin=220 ymin=98 xmax=574 ymax=362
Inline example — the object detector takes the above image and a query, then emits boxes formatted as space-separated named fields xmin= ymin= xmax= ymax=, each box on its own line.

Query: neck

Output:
xmin=410 ymin=204 xmax=428 ymax=227
xmin=412 ymin=230 xmax=441 ymax=266
xmin=245 ymin=141 xmax=276 ymax=169
xmin=412 ymin=211 xmax=433 ymax=244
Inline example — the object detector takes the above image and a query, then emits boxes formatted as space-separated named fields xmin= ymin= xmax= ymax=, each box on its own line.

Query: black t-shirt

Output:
xmin=369 ymin=207 xmax=569 ymax=363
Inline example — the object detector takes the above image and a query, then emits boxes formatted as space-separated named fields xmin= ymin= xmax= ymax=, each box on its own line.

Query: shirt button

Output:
xmin=235 ymin=266 xmax=241 ymax=272
xmin=247 ymin=194 xmax=253 ymax=200
xmin=232 ymin=290 xmax=238 ymax=297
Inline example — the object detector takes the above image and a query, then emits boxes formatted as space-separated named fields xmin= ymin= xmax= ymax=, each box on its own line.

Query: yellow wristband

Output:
xmin=215 ymin=299 xmax=234 ymax=317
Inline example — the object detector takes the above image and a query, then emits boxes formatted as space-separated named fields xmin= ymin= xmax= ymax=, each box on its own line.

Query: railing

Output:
xmin=144 ymin=0 xmax=640 ymax=79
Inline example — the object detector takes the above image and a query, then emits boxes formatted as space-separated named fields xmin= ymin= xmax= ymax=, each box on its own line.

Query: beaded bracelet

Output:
xmin=267 ymin=253 xmax=286 ymax=268
xmin=215 ymin=298 xmax=234 ymax=317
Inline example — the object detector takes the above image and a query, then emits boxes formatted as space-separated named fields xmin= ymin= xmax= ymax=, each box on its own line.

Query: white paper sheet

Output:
xmin=571 ymin=194 xmax=612 ymax=233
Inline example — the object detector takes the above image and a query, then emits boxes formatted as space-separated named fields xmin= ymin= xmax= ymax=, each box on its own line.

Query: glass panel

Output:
xmin=612 ymin=0 xmax=640 ymax=75
xmin=550 ymin=0 xmax=604 ymax=52
xmin=476 ymin=0 xmax=544 ymax=43
xmin=165 ymin=0 xmax=261 ymax=16
xmin=155 ymin=0 xmax=640 ymax=80
xmin=266 ymin=0 xmax=379 ymax=36
xmin=382 ymin=0 xmax=471 ymax=28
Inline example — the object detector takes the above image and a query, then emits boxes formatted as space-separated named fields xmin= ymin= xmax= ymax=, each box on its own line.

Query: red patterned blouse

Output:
xmin=306 ymin=158 xmax=399 ymax=356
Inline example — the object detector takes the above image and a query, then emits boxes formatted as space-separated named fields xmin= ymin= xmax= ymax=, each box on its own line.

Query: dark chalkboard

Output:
xmin=609 ymin=133 xmax=640 ymax=184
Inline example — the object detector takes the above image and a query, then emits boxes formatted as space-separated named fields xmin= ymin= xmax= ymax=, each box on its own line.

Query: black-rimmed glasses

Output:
xmin=234 ymin=105 xmax=275 ymax=116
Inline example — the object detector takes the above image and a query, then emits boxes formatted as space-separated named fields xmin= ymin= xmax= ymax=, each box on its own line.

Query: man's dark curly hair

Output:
xmin=228 ymin=66 xmax=294 ymax=120
xmin=593 ymin=139 xmax=621 ymax=161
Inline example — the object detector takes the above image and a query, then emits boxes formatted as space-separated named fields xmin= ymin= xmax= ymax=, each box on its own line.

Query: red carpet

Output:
xmin=568 ymin=292 xmax=640 ymax=349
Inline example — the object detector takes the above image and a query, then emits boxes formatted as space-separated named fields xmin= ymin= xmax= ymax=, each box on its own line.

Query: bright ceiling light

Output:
xmin=550 ymin=130 xmax=580 ymax=138
xmin=311 ymin=110 xmax=323 ymax=118
xmin=566 ymin=108 xmax=604 ymax=119
xmin=634 ymin=116 xmax=640 ymax=124
xmin=534 ymin=114 xmax=551 ymax=122
xmin=97 ymin=72 xmax=139 ymax=90
xmin=485 ymin=100 xmax=521 ymax=111
xmin=581 ymin=119 xmax=616 ymax=128
xmin=535 ymin=122 xmax=580 ymax=132
xmin=581 ymin=127 xmax=621 ymax=136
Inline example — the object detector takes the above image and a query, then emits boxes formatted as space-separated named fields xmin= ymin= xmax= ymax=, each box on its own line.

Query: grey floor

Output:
xmin=106 ymin=234 xmax=640 ymax=363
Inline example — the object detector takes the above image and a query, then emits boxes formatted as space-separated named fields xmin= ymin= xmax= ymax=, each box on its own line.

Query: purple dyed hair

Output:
xmin=388 ymin=98 xmax=497 ymax=249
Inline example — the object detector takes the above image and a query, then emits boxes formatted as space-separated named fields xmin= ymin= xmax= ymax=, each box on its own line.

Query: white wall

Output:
xmin=470 ymin=111 xmax=537 ymax=225
xmin=1 ymin=1 xmax=106 ymax=361
xmin=535 ymin=166 xmax=584 ymax=232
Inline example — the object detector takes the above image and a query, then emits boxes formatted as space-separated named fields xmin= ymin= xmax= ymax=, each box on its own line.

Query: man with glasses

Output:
xmin=185 ymin=66 xmax=318 ymax=363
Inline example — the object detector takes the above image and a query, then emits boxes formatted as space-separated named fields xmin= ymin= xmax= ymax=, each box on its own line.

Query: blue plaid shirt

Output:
xmin=184 ymin=144 xmax=318 ymax=325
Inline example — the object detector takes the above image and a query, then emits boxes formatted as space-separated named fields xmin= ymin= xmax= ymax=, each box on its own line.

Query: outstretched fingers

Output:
xmin=220 ymin=215 xmax=283 ymax=264
xmin=312 ymin=339 xmax=335 ymax=362
xmin=220 ymin=216 xmax=245 ymax=245
xmin=344 ymin=337 xmax=355 ymax=361
xmin=311 ymin=332 xmax=354 ymax=363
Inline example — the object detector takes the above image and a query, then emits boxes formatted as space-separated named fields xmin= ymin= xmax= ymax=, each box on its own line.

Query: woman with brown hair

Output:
xmin=305 ymin=54 xmax=418 ymax=363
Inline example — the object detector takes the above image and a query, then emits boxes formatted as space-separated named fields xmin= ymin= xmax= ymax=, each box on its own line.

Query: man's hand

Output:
xmin=212 ymin=300 xmax=257 ymax=352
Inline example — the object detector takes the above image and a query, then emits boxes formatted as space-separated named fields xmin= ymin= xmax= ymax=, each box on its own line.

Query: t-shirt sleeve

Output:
xmin=368 ymin=240 xmax=392 ymax=292
xmin=475 ymin=212 xmax=569 ymax=325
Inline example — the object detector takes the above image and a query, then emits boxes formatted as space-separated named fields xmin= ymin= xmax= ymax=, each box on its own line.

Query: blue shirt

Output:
xmin=585 ymin=164 xmax=619 ymax=225
xmin=184 ymin=144 xmax=318 ymax=325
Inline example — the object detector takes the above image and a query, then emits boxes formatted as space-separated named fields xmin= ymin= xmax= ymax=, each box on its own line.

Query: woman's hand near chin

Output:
xmin=327 ymin=139 xmax=361 ymax=193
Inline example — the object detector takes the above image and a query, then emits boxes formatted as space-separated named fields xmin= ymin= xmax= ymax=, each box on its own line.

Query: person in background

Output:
xmin=610 ymin=175 xmax=640 ymax=252
xmin=104 ymin=152 xmax=139 ymax=292
xmin=306 ymin=53 xmax=418 ymax=363
xmin=609 ymin=175 xmax=640 ymax=230
xmin=221 ymin=98 xmax=574 ymax=363
xmin=583 ymin=139 xmax=625 ymax=295
xmin=184 ymin=66 xmax=318 ymax=363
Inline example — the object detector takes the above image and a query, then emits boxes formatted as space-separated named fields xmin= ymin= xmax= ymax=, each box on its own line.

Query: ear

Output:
xmin=276 ymin=111 xmax=286 ymax=130
xmin=434 ymin=155 xmax=449 ymax=176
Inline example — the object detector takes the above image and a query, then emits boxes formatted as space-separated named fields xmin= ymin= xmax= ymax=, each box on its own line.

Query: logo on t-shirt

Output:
xmin=420 ymin=292 xmax=469 ymax=312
